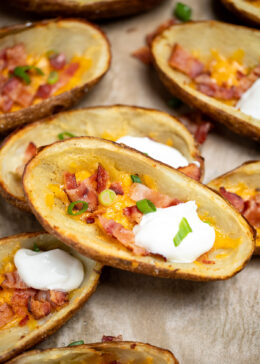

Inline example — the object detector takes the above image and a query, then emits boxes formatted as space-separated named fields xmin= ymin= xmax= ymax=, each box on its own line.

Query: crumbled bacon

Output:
xmin=195 ymin=73 xmax=237 ymax=100
xmin=86 ymin=217 xmax=95 ymax=224
xmin=11 ymin=289 xmax=36 ymax=317
xmin=132 ymin=46 xmax=152 ymax=65
xmin=98 ymin=216 xmax=148 ymax=255
xmin=0 ymin=303 xmax=14 ymax=328
xmin=179 ymin=112 xmax=214 ymax=144
xmin=5 ymin=43 xmax=27 ymax=72
xmin=123 ymin=205 xmax=143 ymax=224
xmin=110 ymin=182 xmax=124 ymax=195
xmin=49 ymin=290 xmax=69 ymax=307
xmin=2 ymin=77 xmax=33 ymax=107
xmin=1 ymin=271 xmax=28 ymax=289
xmin=28 ymin=296 xmax=51 ymax=320
xmin=102 ymin=335 xmax=123 ymax=343
xmin=19 ymin=315 xmax=29 ymax=327
xmin=129 ymin=183 xmax=180 ymax=208
xmin=16 ymin=142 xmax=37 ymax=178
xmin=49 ymin=53 xmax=66 ymax=70
xmin=35 ymin=84 xmax=52 ymax=99
xmin=168 ymin=43 xmax=204 ymax=79
xmin=64 ymin=172 xmax=98 ymax=212
xmin=194 ymin=121 xmax=212 ymax=144
xmin=97 ymin=164 xmax=109 ymax=193
xmin=177 ymin=163 xmax=201 ymax=181
xmin=0 ymin=94 xmax=13 ymax=112
xmin=52 ymin=62 xmax=79 ymax=93
xmin=243 ymin=194 xmax=260 ymax=228
xmin=219 ymin=187 xmax=245 ymax=213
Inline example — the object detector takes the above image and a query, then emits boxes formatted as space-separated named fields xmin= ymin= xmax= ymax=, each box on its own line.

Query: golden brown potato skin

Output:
xmin=7 ymin=0 xmax=166 ymax=19
xmin=151 ymin=21 xmax=260 ymax=142
xmin=208 ymin=161 xmax=260 ymax=255
xmin=6 ymin=341 xmax=178 ymax=364
xmin=221 ymin=0 xmax=260 ymax=27
xmin=23 ymin=137 xmax=255 ymax=281
xmin=0 ymin=19 xmax=111 ymax=134
xmin=0 ymin=232 xmax=102 ymax=363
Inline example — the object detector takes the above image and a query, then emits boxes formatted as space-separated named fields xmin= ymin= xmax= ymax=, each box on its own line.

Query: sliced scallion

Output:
xmin=47 ymin=70 xmax=59 ymax=85
xmin=67 ymin=201 xmax=88 ymax=216
xmin=174 ymin=2 xmax=192 ymax=22
xmin=131 ymin=175 xmax=142 ymax=184
xmin=13 ymin=65 xmax=44 ymax=84
xmin=68 ymin=340 xmax=84 ymax=347
xmin=173 ymin=217 xmax=192 ymax=247
xmin=136 ymin=199 xmax=156 ymax=214
xmin=98 ymin=189 xmax=116 ymax=206
xmin=58 ymin=131 xmax=75 ymax=140
xmin=33 ymin=243 xmax=40 ymax=252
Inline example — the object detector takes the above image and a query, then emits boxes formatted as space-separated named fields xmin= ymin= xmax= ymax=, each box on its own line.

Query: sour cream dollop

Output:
xmin=236 ymin=79 xmax=260 ymax=119
xmin=116 ymin=136 xmax=191 ymax=169
xmin=133 ymin=201 xmax=215 ymax=263
xmin=14 ymin=249 xmax=84 ymax=291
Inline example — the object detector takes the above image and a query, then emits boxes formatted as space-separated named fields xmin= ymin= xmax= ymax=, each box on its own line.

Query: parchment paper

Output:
xmin=0 ymin=1 xmax=259 ymax=363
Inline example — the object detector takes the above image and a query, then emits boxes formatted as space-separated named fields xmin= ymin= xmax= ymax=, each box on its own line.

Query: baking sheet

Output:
xmin=0 ymin=1 xmax=259 ymax=363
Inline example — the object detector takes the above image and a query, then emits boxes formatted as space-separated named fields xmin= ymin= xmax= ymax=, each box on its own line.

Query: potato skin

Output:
xmin=0 ymin=19 xmax=111 ymax=134
xmin=221 ymin=0 xmax=260 ymax=27
xmin=7 ymin=0 xmax=166 ymax=19
xmin=151 ymin=21 xmax=260 ymax=142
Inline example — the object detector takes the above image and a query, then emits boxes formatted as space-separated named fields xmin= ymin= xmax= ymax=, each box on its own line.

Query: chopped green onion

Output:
xmin=136 ymin=199 xmax=156 ymax=214
xmin=131 ymin=175 xmax=142 ymax=184
xmin=33 ymin=243 xmax=40 ymax=252
xmin=144 ymin=153 xmax=149 ymax=156
xmin=168 ymin=97 xmax=182 ymax=108
xmin=13 ymin=65 xmax=44 ymax=84
xmin=204 ymin=220 xmax=212 ymax=226
xmin=98 ymin=189 xmax=116 ymax=206
xmin=173 ymin=217 xmax=192 ymax=247
xmin=46 ymin=49 xmax=58 ymax=58
xmin=47 ymin=70 xmax=59 ymax=85
xmin=67 ymin=201 xmax=88 ymax=216
xmin=174 ymin=2 xmax=192 ymax=22
xmin=68 ymin=340 xmax=84 ymax=347
xmin=58 ymin=131 xmax=75 ymax=140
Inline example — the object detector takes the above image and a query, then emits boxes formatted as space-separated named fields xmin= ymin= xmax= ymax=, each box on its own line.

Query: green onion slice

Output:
xmin=174 ymin=2 xmax=192 ymax=22
xmin=173 ymin=217 xmax=192 ymax=247
xmin=68 ymin=340 xmax=84 ymax=347
xmin=67 ymin=201 xmax=88 ymax=216
xmin=46 ymin=49 xmax=58 ymax=58
xmin=58 ymin=131 xmax=75 ymax=140
xmin=13 ymin=65 xmax=44 ymax=84
xmin=47 ymin=70 xmax=59 ymax=85
xmin=136 ymin=199 xmax=156 ymax=214
xmin=98 ymin=189 xmax=116 ymax=207
xmin=33 ymin=243 xmax=40 ymax=252
xmin=131 ymin=175 xmax=142 ymax=184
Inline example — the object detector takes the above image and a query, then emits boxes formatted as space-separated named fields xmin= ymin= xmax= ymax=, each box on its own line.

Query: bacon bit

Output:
xmin=64 ymin=172 xmax=98 ymax=212
xmin=1 ymin=271 xmax=28 ymax=289
xmin=197 ymin=250 xmax=215 ymax=265
xmin=110 ymin=182 xmax=124 ymax=195
xmin=5 ymin=43 xmax=27 ymax=72
xmin=102 ymin=335 xmax=123 ymax=343
xmin=177 ymin=163 xmax=201 ymax=181
xmin=0 ymin=303 xmax=14 ymax=328
xmin=195 ymin=73 xmax=237 ymax=100
xmin=49 ymin=53 xmax=66 ymax=70
xmin=11 ymin=289 xmax=36 ymax=317
xmin=179 ymin=112 xmax=214 ymax=144
xmin=19 ymin=315 xmax=29 ymax=327
xmin=132 ymin=46 xmax=152 ymax=65
xmin=86 ymin=217 xmax=95 ymax=224
xmin=123 ymin=205 xmax=143 ymax=224
xmin=0 ymin=94 xmax=13 ymax=112
xmin=35 ymin=84 xmax=52 ymax=99
xmin=129 ymin=183 xmax=180 ymax=208
xmin=243 ymin=194 xmax=260 ymax=228
xmin=97 ymin=164 xmax=109 ymax=193
xmin=194 ymin=121 xmax=212 ymax=144
xmin=98 ymin=216 xmax=148 ymax=256
xmin=219 ymin=187 xmax=245 ymax=213
xmin=169 ymin=43 xmax=204 ymax=79
xmin=28 ymin=296 xmax=51 ymax=320
xmin=2 ymin=77 xmax=33 ymax=107
xmin=16 ymin=142 xmax=37 ymax=178
xmin=130 ymin=343 xmax=137 ymax=349
xmin=49 ymin=290 xmax=69 ymax=307
xmin=52 ymin=62 xmax=79 ymax=93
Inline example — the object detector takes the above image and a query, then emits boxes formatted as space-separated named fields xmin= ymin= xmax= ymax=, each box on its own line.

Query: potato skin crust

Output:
xmin=221 ymin=0 xmax=260 ymax=27
xmin=151 ymin=21 xmax=260 ymax=142
xmin=0 ymin=232 xmax=102 ymax=363
xmin=7 ymin=0 xmax=166 ymax=19
xmin=0 ymin=19 xmax=111 ymax=134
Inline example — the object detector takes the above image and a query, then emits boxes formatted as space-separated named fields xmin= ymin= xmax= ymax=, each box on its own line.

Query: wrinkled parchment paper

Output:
xmin=0 ymin=1 xmax=259 ymax=363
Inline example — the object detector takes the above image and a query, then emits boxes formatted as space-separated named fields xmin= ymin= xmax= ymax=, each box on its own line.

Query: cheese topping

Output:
xmin=14 ymin=249 xmax=84 ymax=291
xmin=116 ymin=136 xmax=192 ymax=169
xmin=236 ymin=79 xmax=260 ymax=120
xmin=133 ymin=201 xmax=215 ymax=263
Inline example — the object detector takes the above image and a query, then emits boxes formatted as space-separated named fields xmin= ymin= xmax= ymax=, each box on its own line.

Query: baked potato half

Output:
xmin=151 ymin=21 xmax=260 ymax=141
xmin=0 ymin=232 xmax=102 ymax=363
xmin=23 ymin=137 xmax=254 ymax=281
xmin=208 ymin=161 xmax=260 ymax=254
xmin=221 ymin=0 xmax=260 ymax=26
xmin=0 ymin=105 xmax=202 ymax=211
xmin=7 ymin=0 xmax=166 ymax=19
xmin=6 ymin=341 xmax=178 ymax=364
xmin=0 ymin=19 xmax=110 ymax=133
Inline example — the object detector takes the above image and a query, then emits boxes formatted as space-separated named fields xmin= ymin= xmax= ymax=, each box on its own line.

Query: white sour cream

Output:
xmin=236 ymin=79 xmax=260 ymax=119
xmin=116 ymin=136 xmax=191 ymax=169
xmin=133 ymin=201 xmax=215 ymax=263
xmin=14 ymin=248 xmax=84 ymax=291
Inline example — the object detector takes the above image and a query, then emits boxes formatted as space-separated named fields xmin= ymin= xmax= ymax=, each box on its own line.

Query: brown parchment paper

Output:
xmin=0 ymin=1 xmax=259 ymax=363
